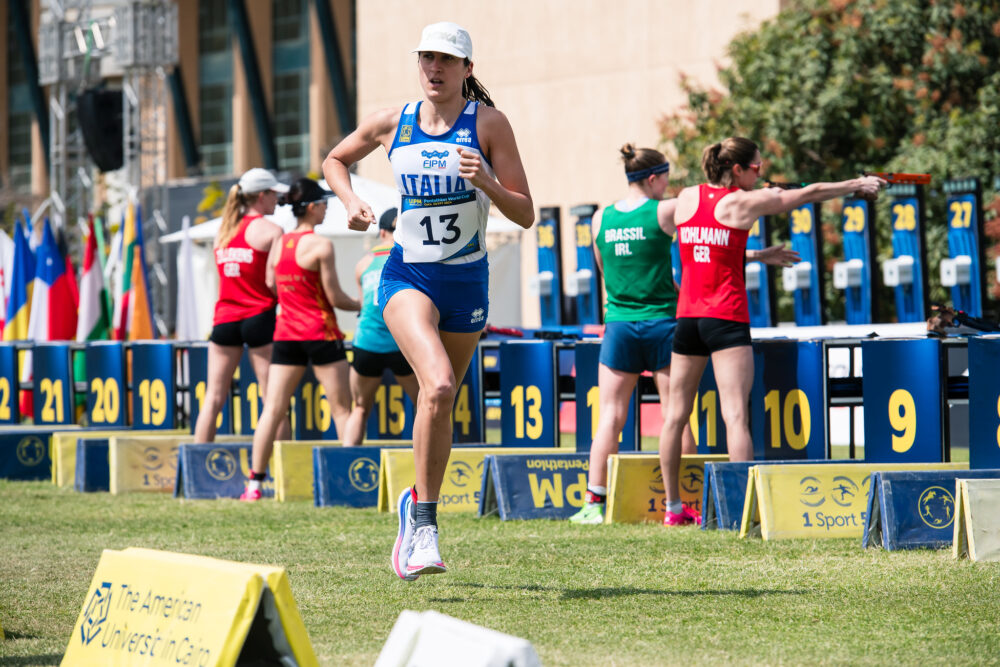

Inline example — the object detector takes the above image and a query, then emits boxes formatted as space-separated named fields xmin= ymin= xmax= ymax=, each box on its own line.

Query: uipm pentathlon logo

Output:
xmin=918 ymin=485 xmax=955 ymax=529
xmin=16 ymin=436 xmax=45 ymax=467
xmin=348 ymin=458 xmax=379 ymax=492
xmin=80 ymin=582 xmax=112 ymax=645
xmin=206 ymin=448 xmax=238 ymax=481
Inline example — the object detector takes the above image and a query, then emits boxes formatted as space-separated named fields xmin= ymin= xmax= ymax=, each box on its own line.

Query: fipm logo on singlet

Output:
xmin=215 ymin=247 xmax=255 ymax=277
xmin=679 ymin=226 xmax=732 ymax=263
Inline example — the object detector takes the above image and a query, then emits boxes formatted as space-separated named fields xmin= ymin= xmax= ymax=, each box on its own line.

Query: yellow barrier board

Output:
xmin=740 ymin=462 xmax=967 ymax=540
xmin=605 ymin=454 xmax=728 ymax=524
xmin=272 ymin=440 xmax=411 ymax=502
xmin=953 ymin=479 xmax=1000 ymax=562
xmin=62 ymin=547 xmax=317 ymax=666
xmin=51 ymin=429 xmax=186 ymax=488
xmin=109 ymin=435 xmax=247 ymax=494
xmin=378 ymin=448 xmax=559 ymax=513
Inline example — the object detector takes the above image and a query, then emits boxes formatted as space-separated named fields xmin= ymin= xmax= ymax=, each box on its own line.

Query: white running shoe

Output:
xmin=391 ymin=487 xmax=419 ymax=581
xmin=406 ymin=525 xmax=447 ymax=576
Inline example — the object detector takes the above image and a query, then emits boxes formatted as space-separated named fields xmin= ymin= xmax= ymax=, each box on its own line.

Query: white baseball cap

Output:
xmin=238 ymin=167 xmax=289 ymax=194
xmin=411 ymin=22 xmax=473 ymax=60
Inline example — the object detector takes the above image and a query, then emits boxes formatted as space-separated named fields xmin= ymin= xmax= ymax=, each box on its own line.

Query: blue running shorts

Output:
xmin=599 ymin=317 xmax=677 ymax=373
xmin=379 ymin=244 xmax=489 ymax=333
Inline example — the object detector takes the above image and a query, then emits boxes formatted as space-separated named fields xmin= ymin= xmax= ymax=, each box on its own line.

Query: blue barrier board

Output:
xmin=478 ymin=453 xmax=589 ymax=520
xmin=702 ymin=459 xmax=850 ymax=531
xmin=174 ymin=443 xmax=256 ymax=499
xmin=74 ymin=438 xmax=110 ymax=492
xmin=313 ymin=445 xmax=392 ymax=508
xmin=862 ymin=469 xmax=1000 ymax=550
xmin=0 ymin=430 xmax=55 ymax=480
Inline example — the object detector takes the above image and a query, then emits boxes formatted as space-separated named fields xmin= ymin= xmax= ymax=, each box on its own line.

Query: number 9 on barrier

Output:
xmin=861 ymin=338 xmax=944 ymax=463
xmin=85 ymin=342 xmax=126 ymax=427
xmin=33 ymin=342 xmax=73 ymax=425
xmin=130 ymin=342 xmax=176 ymax=429
xmin=500 ymin=341 xmax=557 ymax=447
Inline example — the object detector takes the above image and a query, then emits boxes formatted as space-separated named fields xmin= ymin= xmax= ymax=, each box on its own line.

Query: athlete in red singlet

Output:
xmin=658 ymin=137 xmax=885 ymax=527
xmin=241 ymin=178 xmax=360 ymax=501
xmin=195 ymin=168 xmax=288 ymax=445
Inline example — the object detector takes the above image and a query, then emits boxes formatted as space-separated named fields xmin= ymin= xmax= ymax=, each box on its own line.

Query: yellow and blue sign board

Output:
xmin=378 ymin=447 xmax=560 ymax=514
xmin=478 ymin=453 xmax=589 ymax=520
xmin=863 ymin=469 xmax=1000 ymax=550
xmin=0 ymin=428 xmax=60 ymax=480
xmin=75 ymin=438 xmax=111 ymax=492
xmin=62 ymin=547 xmax=318 ymax=666
xmin=313 ymin=444 xmax=409 ymax=507
xmin=174 ymin=442 xmax=261 ymax=499
xmin=861 ymin=338 xmax=944 ymax=463
xmin=605 ymin=454 xmax=727 ymax=524
xmin=51 ymin=429 xmax=184 ymax=488
xmin=953 ymin=478 xmax=1000 ymax=561
xmin=740 ymin=462 xmax=966 ymax=540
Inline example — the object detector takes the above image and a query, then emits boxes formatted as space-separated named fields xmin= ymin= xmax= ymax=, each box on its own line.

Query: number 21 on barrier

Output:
xmin=511 ymin=384 xmax=542 ymax=440
xmin=39 ymin=378 xmax=65 ymax=423
xmin=889 ymin=388 xmax=916 ymax=453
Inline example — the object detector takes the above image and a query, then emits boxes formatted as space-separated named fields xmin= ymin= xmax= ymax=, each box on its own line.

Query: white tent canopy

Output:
xmin=160 ymin=174 xmax=525 ymax=243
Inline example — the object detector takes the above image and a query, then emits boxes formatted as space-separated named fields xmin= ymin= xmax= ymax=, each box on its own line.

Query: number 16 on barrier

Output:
xmin=861 ymin=339 xmax=944 ymax=463
xmin=500 ymin=341 xmax=558 ymax=447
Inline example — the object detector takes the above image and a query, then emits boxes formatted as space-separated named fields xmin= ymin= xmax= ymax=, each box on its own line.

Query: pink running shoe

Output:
xmin=663 ymin=505 xmax=701 ymax=526
xmin=239 ymin=486 xmax=262 ymax=502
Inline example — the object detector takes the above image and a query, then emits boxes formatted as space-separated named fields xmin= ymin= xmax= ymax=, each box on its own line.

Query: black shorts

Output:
xmin=672 ymin=317 xmax=751 ymax=356
xmin=209 ymin=309 xmax=276 ymax=348
xmin=351 ymin=346 xmax=414 ymax=378
xmin=271 ymin=340 xmax=347 ymax=366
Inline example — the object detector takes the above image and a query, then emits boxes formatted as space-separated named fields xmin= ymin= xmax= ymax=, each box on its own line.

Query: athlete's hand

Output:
xmin=346 ymin=199 xmax=374 ymax=231
xmin=754 ymin=244 xmax=800 ymax=267
xmin=854 ymin=175 xmax=887 ymax=201
xmin=457 ymin=148 xmax=489 ymax=188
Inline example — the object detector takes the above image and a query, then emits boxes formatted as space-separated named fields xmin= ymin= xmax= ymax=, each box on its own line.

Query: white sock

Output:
xmin=667 ymin=499 xmax=683 ymax=515
xmin=588 ymin=485 xmax=607 ymax=496
xmin=248 ymin=479 xmax=262 ymax=492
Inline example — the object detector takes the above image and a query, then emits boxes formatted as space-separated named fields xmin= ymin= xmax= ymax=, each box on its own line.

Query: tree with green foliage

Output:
xmin=660 ymin=0 xmax=1000 ymax=321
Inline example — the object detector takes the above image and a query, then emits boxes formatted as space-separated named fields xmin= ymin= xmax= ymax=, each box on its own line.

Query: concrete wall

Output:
xmin=354 ymin=0 xmax=784 ymax=326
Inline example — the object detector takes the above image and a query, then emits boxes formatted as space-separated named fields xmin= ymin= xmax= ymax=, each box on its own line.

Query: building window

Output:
xmin=198 ymin=0 xmax=232 ymax=176
xmin=7 ymin=7 xmax=33 ymax=192
xmin=273 ymin=0 xmax=309 ymax=174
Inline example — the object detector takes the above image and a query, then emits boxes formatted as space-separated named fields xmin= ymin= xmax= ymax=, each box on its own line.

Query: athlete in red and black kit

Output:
xmin=658 ymin=137 xmax=885 ymax=526
xmin=195 ymin=168 xmax=289 ymax=444
xmin=241 ymin=177 xmax=360 ymax=501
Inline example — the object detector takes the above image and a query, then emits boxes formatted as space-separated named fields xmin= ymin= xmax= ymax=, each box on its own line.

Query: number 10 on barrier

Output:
xmin=500 ymin=341 xmax=558 ymax=447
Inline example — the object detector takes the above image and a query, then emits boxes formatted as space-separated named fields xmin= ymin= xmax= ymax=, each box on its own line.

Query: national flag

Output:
xmin=175 ymin=215 xmax=201 ymax=340
xmin=76 ymin=215 xmax=112 ymax=342
xmin=0 ymin=229 xmax=15 ymax=335
xmin=25 ymin=218 xmax=78 ymax=342
xmin=113 ymin=201 xmax=156 ymax=340
xmin=3 ymin=218 xmax=35 ymax=342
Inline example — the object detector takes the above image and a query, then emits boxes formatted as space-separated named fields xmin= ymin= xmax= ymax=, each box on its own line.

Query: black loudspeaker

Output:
xmin=77 ymin=88 xmax=124 ymax=172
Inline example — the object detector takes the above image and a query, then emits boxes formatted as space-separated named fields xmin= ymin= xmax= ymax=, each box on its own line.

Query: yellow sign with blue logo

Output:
xmin=62 ymin=547 xmax=318 ymax=666
xmin=605 ymin=454 xmax=728 ymax=524
xmin=954 ymin=478 xmax=1000 ymax=562
xmin=174 ymin=442 xmax=265 ymax=499
xmin=272 ymin=440 xmax=411 ymax=502
xmin=478 ymin=453 xmax=589 ymax=519
xmin=740 ymin=462 xmax=966 ymax=540
xmin=52 ymin=429 xmax=185 ymax=488
xmin=378 ymin=447 xmax=560 ymax=513
xmin=109 ymin=435 xmax=248 ymax=495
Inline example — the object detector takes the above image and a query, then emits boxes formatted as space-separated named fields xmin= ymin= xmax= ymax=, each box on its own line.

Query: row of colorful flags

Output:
xmin=0 ymin=200 xmax=156 ymax=346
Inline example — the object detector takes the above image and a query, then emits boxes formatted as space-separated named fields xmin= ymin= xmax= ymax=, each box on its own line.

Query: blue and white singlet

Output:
xmin=388 ymin=100 xmax=494 ymax=264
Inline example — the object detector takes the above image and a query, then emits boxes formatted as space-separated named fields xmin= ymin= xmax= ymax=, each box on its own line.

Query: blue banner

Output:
xmin=968 ymin=337 xmax=1000 ymax=469
xmin=74 ymin=438 xmax=110 ymax=492
xmin=499 ymin=340 xmax=558 ymax=447
xmin=478 ymin=453 xmax=589 ymax=520
xmin=131 ymin=342 xmax=176 ymax=429
xmin=85 ymin=342 xmax=126 ymax=427
xmin=945 ymin=188 xmax=983 ymax=316
xmin=863 ymin=469 xmax=1000 ymax=550
xmin=452 ymin=346 xmax=484 ymax=443
xmin=187 ymin=344 xmax=233 ymax=435
xmin=788 ymin=203 xmax=824 ymax=326
xmin=573 ymin=340 xmax=637 ymax=453
xmin=366 ymin=370 xmax=415 ymax=440
xmin=746 ymin=216 xmax=775 ymax=327
xmin=751 ymin=340 xmax=826 ymax=460
xmin=174 ymin=442 xmax=258 ymax=499
xmin=0 ymin=343 xmax=19 ymax=424
xmin=572 ymin=204 xmax=602 ymax=325
xmin=535 ymin=209 xmax=562 ymax=327
xmin=313 ymin=445 xmax=397 ymax=507
xmin=888 ymin=187 xmax=927 ymax=322
xmin=0 ymin=429 xmax=54 ymax=480
xmin=862 ymin=339 xmax=944 ymax=463
xmin=839 ymin=198 xmax=876 ymax=324
xmin=32 ymin=342 xmax=74 ymax=425
xmin=292 ymin=367 xmax=338 ymax=440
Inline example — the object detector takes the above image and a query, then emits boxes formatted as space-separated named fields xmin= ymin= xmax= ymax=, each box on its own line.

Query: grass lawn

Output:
xmin=1 ymin=479 xmax=997 ymax=666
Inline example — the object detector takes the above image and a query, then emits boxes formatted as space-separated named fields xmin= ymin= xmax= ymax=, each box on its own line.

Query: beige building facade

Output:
xmin=354 ymin=0 xmax=786 ymax=325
